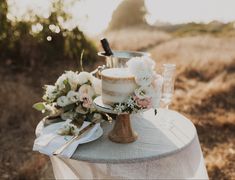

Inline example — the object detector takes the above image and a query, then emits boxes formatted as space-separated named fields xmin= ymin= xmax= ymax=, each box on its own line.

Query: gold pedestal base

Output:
xmin=108 ymin=114 xmax=138 ymax=143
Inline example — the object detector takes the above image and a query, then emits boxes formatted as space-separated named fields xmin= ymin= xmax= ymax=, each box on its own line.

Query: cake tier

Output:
xmin=101 ymin=68 xmax=137 ymax=105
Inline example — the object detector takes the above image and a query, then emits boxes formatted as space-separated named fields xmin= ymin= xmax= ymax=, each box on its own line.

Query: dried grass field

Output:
xmin=1 ymin=27 xmax=235 ymax=179
xmin=105 ymin=27 xmax=235 ymax=179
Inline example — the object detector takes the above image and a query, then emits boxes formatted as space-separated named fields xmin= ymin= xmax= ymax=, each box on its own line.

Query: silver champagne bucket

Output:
xmin=97 ymin=50 xmax=150 ymax=68
xmin=92 ymin=50 xmax=150 ymax=79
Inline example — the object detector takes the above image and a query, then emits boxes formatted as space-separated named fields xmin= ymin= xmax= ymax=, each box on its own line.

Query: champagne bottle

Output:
xmin=100 ymin=38 xmax=113 ymax=56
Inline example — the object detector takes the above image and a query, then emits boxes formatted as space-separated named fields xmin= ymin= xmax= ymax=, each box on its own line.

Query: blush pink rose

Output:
xmin=133 ymin=96 xmax=152 ymax=109
xmin=80 ymin=93 xmax=92 ymax=108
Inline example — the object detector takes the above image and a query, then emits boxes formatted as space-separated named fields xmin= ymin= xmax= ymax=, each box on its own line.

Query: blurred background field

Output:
xmin=0 ymin=0 xmax=235 ymax=179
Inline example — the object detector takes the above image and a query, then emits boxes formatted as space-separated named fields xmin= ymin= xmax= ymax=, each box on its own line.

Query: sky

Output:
xmin=145 ymin=0 xmax=235 ymax=25
xmin=7 ymin=0 xmax=235 ymax=36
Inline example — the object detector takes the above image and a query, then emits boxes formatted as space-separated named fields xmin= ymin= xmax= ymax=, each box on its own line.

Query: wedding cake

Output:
xmin=101 ymin=68 xmax=137 ymax=105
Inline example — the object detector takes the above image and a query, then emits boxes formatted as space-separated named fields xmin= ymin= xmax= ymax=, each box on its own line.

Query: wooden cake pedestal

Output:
xmin=109 ymin=114 xmax=138 ymax=143
xmin=93 ymin=96 xmax=138 ymax=143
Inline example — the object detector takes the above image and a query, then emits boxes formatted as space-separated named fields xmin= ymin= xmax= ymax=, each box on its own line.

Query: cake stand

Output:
xmin=93 ymin=96 xmax=138 ymax=143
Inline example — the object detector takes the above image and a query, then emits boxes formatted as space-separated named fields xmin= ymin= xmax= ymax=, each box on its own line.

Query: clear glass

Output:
xmin=161 ymin=64 xmax=176 ymax=109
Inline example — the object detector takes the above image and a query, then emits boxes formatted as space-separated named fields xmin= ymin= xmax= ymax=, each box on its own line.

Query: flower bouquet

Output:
xmin=33 ymin=70 xmax=105 ymax=135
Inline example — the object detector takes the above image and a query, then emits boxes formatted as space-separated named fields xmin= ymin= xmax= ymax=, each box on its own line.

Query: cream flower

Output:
xmin=77 ymin=71 xmax=93 ymax=84
xmin=55 ymin=71 xmax=79 ymax=91
xmin=67 ymin=90 xmax=80 ymax=103
xmin=44 ymin=103 xmax=63 ymax=116
xmin=79 ymin=84 xmax=95 ymax=99
xmin=57 ymin=96 xmax=70 ymax=107
xmin=43 ymin=85 xmax=58 ymax=102
xmin=114 ymin=103 xmax=125 ymax=113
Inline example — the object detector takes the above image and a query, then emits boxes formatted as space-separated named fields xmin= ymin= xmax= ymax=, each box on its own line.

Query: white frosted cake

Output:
xmin=101 ymin=68 xmax=137 ymax=105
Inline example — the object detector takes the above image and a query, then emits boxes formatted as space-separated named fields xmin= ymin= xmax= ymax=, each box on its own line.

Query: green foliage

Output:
xmin=0 ymin=0 xmax=98 ymax=71
xmin=108 ymin=0 xmax=147 ymax=30
xmin=63 ymin=79 xmax=71 ymax=93
xmin=63 ymin=103 xmax=76 ymax=112
xmin=33 ymin=102 xmax=46 ymax=111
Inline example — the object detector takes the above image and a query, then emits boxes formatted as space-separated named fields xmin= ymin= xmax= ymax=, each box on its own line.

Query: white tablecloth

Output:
xmin=37 ymin=109 xmax=208 ymax=179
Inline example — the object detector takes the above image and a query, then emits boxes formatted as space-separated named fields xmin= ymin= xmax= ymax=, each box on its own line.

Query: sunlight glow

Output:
xmin=7 ymin=0 xmax=235 ymax=36
xmin=31 ymin=23 xmax=43 ymax=34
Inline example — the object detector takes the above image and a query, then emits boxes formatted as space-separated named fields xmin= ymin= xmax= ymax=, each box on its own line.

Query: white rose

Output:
xmin=126 ymin=56 xmax=155 ymax=75
xmin=78 ymin=72 xmax=93 ymax=85
xmin=91 ymin=77 xmax=102 ymax=95
xmin=55 ymin=73 xmax=67 ymax=90
xmin=126 ymin=56 xmax=155 ymax=86
xmin=145 ymin=56 xmax=156 ymax=70
xmin=66 ymin=71 xmax=80 ymax=90
xmin=135 ymin=71 xmax=153 ymax=86
xmin=126 ymin=57 xmax=143 ymax=75
xmin=67 ymin=90 xmax=80 ymax=103
xmin=57 ymin=96 xmax=70 ymax=107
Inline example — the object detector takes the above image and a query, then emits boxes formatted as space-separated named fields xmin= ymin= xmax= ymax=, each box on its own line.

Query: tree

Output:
xmin=108 ymin=0 xmax=147 ymax=30
xmin=0 ymin=0 xmax=11 ymax=59
xmin=0 ymin=0 xmax=98 ymax=71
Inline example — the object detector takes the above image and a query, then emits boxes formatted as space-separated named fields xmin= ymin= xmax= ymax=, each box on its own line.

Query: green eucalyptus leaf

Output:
xmin=33 ymin=102 xmax=46 ymax=111
xmin=63 ymin=79 xmax=71 ymax=93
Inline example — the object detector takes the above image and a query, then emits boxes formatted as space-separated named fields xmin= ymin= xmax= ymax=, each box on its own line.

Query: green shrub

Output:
xmin=0 ymin=0 xmax=98 ymax=72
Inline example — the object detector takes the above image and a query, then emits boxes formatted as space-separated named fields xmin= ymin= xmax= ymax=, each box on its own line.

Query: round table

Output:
xmin=37 ymin=109 xmax=208 ymax=179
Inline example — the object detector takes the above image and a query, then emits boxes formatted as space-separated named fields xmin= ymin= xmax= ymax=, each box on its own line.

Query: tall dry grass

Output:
xmin=0 ymin=60 xmax=99 ymax=179
xmin=104 ymin=28 xmax=235 ymax=179
xmin=0 ymin=72 xmax=53 ymax=179
xmin=1 ymin=26 xmax=234 ymax=179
